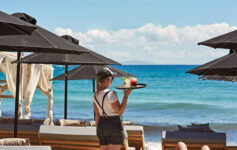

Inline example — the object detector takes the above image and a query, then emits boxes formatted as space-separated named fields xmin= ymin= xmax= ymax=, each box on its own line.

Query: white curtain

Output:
xmin=0 ymin=52 xmax=54 ymax=125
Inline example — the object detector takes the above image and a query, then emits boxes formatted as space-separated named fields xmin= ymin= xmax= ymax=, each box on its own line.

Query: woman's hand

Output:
xmin=123 ymin=89 xmax=132 ymax=98
xmin=112 ymin=89 xmax=133 ymax=115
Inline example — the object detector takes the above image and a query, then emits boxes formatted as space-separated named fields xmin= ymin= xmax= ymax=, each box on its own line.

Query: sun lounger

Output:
xmin=124 ymin=126 xmax=145 ymax=150
xmin=0 ymin=146 xmax=51 ymax=150
xmin=162 ymin=131 xmax=226 ymax=150
xmin=0 ymin=123 xmax=41 ymax=145
xmin=39 ymin=125 xmax=134 ymax=150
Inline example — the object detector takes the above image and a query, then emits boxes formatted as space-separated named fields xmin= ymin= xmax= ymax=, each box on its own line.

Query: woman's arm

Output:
xmin=111 ymin=89 xmax=132 ymax=116
xmin=93 ymin=102 xmax=100 ymax=126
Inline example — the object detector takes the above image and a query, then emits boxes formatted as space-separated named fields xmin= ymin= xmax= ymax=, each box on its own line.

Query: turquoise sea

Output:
xmin=1 ymin=65 xmax=237 ymax=145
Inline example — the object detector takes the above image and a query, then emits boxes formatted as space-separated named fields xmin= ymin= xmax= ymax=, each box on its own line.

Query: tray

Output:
xmin=115 ymin=83 xmax=146 ymax=89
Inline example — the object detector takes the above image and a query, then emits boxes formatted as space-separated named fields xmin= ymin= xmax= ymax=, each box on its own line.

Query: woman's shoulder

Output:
xmin=105 ymin=89 xmax=117 ymax=95
xmin=107 ymin=90 xmax=118 ymax=100
xmin=95 ymin=89 xmax=117 ymax=96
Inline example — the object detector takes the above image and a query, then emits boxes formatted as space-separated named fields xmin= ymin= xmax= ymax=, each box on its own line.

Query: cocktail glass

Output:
xmin=124 ymin=78 xmax=131 ymax=87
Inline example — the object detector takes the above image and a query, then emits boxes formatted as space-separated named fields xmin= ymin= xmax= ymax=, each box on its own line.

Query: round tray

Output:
xmin=115 ymin=83 xmax=147 ymax=89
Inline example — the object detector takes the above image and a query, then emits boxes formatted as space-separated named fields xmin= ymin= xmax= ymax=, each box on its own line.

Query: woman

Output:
xmin=93 ymin=68 xmax=132 ymax=150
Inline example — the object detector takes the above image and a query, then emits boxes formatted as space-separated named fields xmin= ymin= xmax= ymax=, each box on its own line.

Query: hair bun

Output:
xmin=97 ymin=67 xmax=113 ymax=80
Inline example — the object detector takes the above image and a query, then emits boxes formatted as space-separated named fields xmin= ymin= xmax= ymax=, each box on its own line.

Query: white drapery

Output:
xmin=0 ymin=52 xmax=54 ymax=125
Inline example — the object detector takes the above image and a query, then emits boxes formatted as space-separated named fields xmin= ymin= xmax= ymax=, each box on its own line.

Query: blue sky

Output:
xmin=1 ymin=0 xmax=237 ymax=64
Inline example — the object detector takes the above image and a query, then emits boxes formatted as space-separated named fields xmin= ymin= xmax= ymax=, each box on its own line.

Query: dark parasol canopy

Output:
xmin=53 ymin=65 xmax=132 ymax=81
xmin=186 ymin=50 xmax=237 ymax=76
xmin=53 ymin=64 xmax=133 ymax=93
xmin=0 ymin=11 xmax=36 ymax=35
xmin=200 ymin=75 xmax=237 ymax=82
xmin=53 ymin=65 xmax=133 ymax=120
xmin=198 ymin=30 xmax=237 ymax=49
xmin=0 ymin=13 xmax=89 ymax=138
xmin=0 ymin=13 xmax=88 ymax=54
xmin=18 ymin=47 xmax=120 ymax=65
xmin=19 ymin=35 xmax=120 ymax=119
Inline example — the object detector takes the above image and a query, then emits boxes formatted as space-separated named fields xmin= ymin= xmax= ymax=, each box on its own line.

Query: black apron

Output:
xmin=94 ymin=90 xmax=124 ymax=145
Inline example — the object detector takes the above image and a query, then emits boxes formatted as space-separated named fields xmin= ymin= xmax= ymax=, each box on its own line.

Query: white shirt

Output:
xmin=93 ymin=88 xmax=119 ymax=116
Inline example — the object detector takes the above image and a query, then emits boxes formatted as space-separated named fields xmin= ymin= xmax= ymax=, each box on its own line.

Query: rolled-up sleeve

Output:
xmin=108 ymin=91 xmax=119 ymax=103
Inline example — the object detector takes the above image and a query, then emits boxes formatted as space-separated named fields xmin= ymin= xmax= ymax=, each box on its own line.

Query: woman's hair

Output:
xmin=96 ymin=76 xmax=102 ymax=95
xmin=96 ymin=76 xmax=111 ymax=95
xmin=96 ymin=68 xmax=113 ymax=95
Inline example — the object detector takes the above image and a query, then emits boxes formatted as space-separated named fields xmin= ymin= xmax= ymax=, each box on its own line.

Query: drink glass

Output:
xmin=131 ymin=77 xmax=137 ymax=86
xmin=124 ymin=78 xmax=131 ymax=87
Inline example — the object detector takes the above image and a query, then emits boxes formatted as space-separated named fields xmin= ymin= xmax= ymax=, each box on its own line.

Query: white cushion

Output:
xmin=0 ymin=146 xmax=51 ymax=150
xmin=39 ymin=125 xmax=98 ymax=141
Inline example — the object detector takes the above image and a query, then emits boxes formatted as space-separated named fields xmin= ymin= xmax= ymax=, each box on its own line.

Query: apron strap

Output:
xmin=94 ymin=90 xmax=111 ymax=116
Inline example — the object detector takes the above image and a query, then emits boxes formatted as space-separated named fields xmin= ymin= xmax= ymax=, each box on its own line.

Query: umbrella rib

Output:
xmin=87 ymin=51 xmax=107 ymax=64
xmin=108 ymin=66 xmax=132 ymax=77
xmin=10 ymin=23 xmax=30 ymax=35
xmin=36 ymin=28 xmax=57 ymax=49
xmin=2 ymin=22 xmax=26 ymax=34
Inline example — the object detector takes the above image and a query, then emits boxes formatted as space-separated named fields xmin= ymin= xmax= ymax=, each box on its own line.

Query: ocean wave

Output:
xmin=126 ymin=101 xmax=237 ymax=117
xmin=211 ymin=123 xmax=237 ymax=131
xmin=128 ymin=102 xmax=227 ymax=112
xmin=158 ymin=103 xmax=210 ymax=110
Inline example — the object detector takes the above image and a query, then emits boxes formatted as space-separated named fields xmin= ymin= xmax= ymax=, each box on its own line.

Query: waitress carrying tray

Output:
xmin=115 ymin=83 xmax=146 ymax=90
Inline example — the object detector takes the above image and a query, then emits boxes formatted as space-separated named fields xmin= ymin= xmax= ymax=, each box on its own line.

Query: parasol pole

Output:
xmin=64 ymin=65 xmax=68 ymax=119
xmin=14 ymin=51 xmax=21 ymax=138
xmin=92 ymin=79 xmax=95 ymax=93
xmin=92 ymin=79 xmax=96 ymax=120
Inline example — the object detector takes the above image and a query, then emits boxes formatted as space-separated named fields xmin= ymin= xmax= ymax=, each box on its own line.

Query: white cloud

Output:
xmin=179 ymin=23 xmax=237 ymax=44
xmin=54 ymin=23 xmax=237 ymax=64
xmin=55 ymin=27 xmax=73 ymax=36
xmin=135 ymin=23 xmax=179 ymax=45
xmin=106 ymin=51 xmax=131 ymax=59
